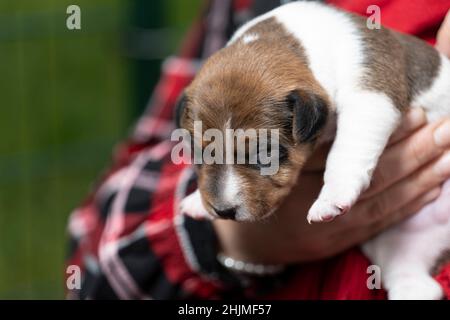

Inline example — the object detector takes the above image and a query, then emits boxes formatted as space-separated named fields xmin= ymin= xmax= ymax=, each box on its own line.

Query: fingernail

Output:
xmin=434 ymin=152 xmax=450 ymax=176
xmin=406 ymin=108 xmax=426 ymax=127
xmin=434 ymin=121 xmax=450 ymax=147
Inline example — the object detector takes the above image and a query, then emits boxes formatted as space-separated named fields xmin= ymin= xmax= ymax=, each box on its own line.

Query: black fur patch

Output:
xmin=287 ymin=90 xmax=328 ymax=143
xmin=174 ymin=92 xmax=188 ymax=128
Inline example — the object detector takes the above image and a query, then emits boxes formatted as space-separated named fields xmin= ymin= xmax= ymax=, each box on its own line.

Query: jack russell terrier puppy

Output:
xmin=176 ymin=2 xmax=450 ymax=299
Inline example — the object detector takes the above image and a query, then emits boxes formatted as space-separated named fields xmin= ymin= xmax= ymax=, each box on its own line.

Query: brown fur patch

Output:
xmin=395 ymin=33 xmax=441 ymax=99
xmin=351 ymin=14 xmax=441 ymax=110
xmin=180 ymin=18 xmax=330 ymax=220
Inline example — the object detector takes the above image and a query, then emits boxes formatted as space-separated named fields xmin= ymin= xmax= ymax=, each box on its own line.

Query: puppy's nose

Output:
xmin=214 ymin=207 xmax=237 ymax=220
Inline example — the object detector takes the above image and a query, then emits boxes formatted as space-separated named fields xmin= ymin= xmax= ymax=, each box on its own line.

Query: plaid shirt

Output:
xmin=66 ymin=0 xmax=450 ymax=299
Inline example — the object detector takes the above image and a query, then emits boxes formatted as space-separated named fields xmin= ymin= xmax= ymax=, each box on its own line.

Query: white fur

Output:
xmin=223 ymin=166 xmax=252 ymax=221
xmin=242 ymin=3 xmax=402 ymax=223
xmin=230 ymin=2 xmax=364 ymax=103
xmin=229 ymin=12 xmax=276 ymax=45
xmin=180 ymin=189 xmax=212 ymax=220
xmin=184 ymin=1 xmax=450 ymax=299
xmin=223 ymin=118 xmax=243 ymax=213
xmin=233 ymin=1 xmax=450 ymax=299
xmin=362 ymin=182 xmax=450 ymax=299
xmin=414 ymin=54 xmax=450 ymax=121
xmin=242 ymin=33 xmax=259 ymax=44
xmin=223 ymin=166 xmax=241 ymax=206
xmin=308 ymin=92 xmax=401 ymax=222
xmin=363 ymin=58 xmax=450 ymax=300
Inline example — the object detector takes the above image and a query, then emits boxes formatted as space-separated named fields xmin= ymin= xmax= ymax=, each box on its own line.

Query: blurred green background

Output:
xmin=0 ymin=0 xmax=201 ymax=299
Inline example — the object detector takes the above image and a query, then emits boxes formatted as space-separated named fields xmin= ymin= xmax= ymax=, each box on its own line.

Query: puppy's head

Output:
xmin=176 ymin=39 xmax=330 ymax=221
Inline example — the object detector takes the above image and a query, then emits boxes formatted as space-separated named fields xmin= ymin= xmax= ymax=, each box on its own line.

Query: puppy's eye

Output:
xmin=246 ymin=145 xmax=289 ymax=170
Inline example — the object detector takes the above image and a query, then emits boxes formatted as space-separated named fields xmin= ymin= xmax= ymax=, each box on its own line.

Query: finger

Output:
xmin=351 ymin=151 xmax=450 ymax=226
xmin=366 ymin=186 xmax=442 ymax=236
xmin=362 ymin=118 xmax=450 ymax=198
xmin=332 ymin=187 xmax=442 ymax=249
xmin=436 ymin=10 xmax=450 ymax=58
xmin=388 ymin=108 xmax=426 ymax=145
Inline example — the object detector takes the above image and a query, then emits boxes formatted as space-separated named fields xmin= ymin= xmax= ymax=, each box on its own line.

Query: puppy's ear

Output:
xmin=174 ymin=92 xmax=188 ymax=128
xmin=287 ymin=90 xmax=328 ymax=143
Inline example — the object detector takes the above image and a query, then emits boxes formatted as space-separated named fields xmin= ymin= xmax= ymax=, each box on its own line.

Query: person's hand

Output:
xmin=297 ymin=110 xmax=450 ymax=262
xmin=436 ymin=10 xmax=450 ymax=57
xmin=214 ymin=109 xmax=450 ymax=264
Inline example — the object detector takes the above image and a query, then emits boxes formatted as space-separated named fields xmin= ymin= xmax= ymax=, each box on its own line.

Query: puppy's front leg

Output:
xmin=307 ymin=91 xmax=401 ymax=223
xmin=180 ymin=189 xmax=214 ymax=220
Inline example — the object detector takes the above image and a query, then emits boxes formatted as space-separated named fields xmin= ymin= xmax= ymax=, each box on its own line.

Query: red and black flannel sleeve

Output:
xmin=66 ymin=0 xmax=257 ymax=300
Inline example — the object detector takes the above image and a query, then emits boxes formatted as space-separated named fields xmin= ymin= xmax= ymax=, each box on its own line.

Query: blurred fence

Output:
xmin=0 ymin=0 xmax=200 ymax=299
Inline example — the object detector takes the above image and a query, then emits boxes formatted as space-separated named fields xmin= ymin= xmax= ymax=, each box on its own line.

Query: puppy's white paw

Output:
xmin=307 ymin=179 xmax=365 ymax=223
xmin=179 ymin=189 xmax=214 ymax=220
xmin=307 ymin=198 xmax=349 ymax=223
xmin=388 ymin=276 xmax=444 ymax=300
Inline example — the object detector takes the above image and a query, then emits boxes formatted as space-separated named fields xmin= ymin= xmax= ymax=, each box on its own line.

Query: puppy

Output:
xmin=176 ymin=2 xmax=450 ymax=299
